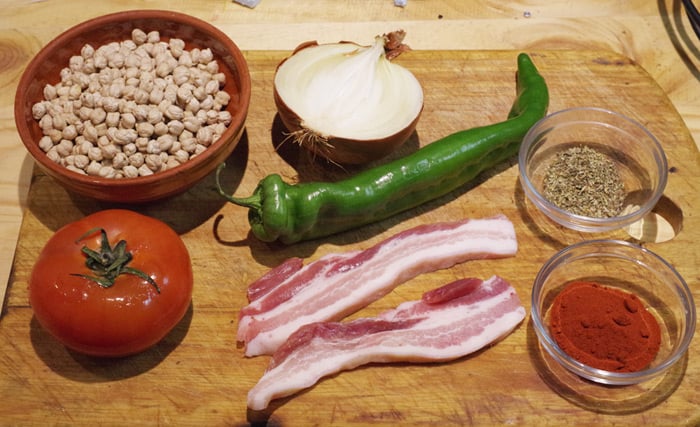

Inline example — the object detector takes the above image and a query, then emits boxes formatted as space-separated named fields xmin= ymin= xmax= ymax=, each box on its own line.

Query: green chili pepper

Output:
xmin=217 ymin=53 xmax=549 ymax=244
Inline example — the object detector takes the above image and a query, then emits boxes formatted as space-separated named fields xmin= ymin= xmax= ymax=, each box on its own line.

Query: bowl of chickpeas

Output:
xmin=15 ymin=10 xmax=251 ymax=203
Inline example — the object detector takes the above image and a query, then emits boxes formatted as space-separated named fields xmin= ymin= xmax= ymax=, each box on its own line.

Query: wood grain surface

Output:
xmin=1 ymin=50 xmax=698 ymax=426
xmin=3 ymin=0 xmax=700 ymax=342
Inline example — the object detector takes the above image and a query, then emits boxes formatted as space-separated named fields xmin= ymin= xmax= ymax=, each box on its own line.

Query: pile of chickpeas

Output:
xmin=31 ymin=28 xmax=233 ymax=178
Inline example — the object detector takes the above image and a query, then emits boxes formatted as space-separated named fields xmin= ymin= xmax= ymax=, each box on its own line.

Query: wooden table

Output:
xmin=1 ymin=1 xmax=699 ymax=425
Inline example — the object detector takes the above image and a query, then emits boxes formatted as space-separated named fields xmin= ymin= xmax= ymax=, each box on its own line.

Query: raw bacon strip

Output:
xmin=246 ymin=257 xmax=304 ymax=302
xmin=247 ymin=275 xmax=526 ymax=410
xmin=237 ymin=214 xmax=517 ymax=357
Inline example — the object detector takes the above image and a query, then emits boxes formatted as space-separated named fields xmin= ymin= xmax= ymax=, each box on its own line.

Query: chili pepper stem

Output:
xmin=215 ymin=163 xmax=262 ymax=209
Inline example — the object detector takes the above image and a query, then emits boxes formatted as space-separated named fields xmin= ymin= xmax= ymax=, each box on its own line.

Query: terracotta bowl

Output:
xmin=15 ymin=10 xmax=251 ymax=203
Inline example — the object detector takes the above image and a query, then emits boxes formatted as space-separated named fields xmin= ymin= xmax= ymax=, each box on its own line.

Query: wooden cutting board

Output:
xmin=2 ymin=50 xmax=698 ymax=426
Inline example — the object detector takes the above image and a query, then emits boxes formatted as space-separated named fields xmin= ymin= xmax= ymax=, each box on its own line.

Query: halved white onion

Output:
xmin=273 ymin=31 xmax=424 ymax=165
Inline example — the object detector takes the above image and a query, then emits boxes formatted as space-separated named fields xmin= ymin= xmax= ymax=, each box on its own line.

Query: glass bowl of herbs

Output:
xmin=518 ymin=107 xmax=668 ymax=233
xmin=530 ymin=239 xmax=695 ymax=386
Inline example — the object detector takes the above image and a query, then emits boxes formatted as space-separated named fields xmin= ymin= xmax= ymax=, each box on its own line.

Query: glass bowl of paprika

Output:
xmin=518 ymin=107 xmax=668 ymax=234
xmin=531 ymin=239 xmax=695 ymax=385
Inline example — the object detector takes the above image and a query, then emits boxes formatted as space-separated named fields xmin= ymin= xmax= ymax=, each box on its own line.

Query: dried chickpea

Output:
xmin=147 ymin=31 xmax=160 ymax=44
xmin=178 ymin=51 xmax=193 ymax=67
xmin=167 ymin=120 xmax=185 ymax=137
xmin=164 ymin=104 xmax=184 ymax=121
xmin=101 ymin=143 xmax=120 ymax=160
xmin=185 ymin=97 xmax=201 ymax=114
xmin=153 ymin=122 xmax=169 ymax=137
xmin=81 ymin=59 xmax=96 ymax=75
xmin=134 ymin=138 xmax=149 ymax=153
xmin=196 ymin=126 xmax=214 ymax=146
xmin=66 ymin=164 xmax=87 ymax=175
xmin=136 ymin=121 xmax=155 ymax=138
xmin=74 ymin=139 xmax=92 ymax=155
xmin=146 ymin=108 xmax=163 ymax=124
xmin=132 ymin=29 xmax=148 ymax=45
xmin=173 ymin=149 xmax=189 ymax=164
xmin=199 ymin=95 xmax=214 ymax=111
xmin=138 ymin=164 xmax=154 ymax=177
xmin=129 ymin=152 xmax=145 ymax=168
xmin=38 ymin=114 xmax=53 ymax=132
xmin=112 ymin=152 xmax=128 ymax=169
xmin=192 ymin=85 xmax=207 ymax=102
xmin=73 ymin=154 xmax=90 ymax=169
xmin=199 ymin=48 xmax=214 ymax=64
xmin=169 ymin=38 xmax=185 ymax=57
xmin=183 ymin=116 xmax=201 ymax=133
xmin=61 ymin=124 xmax=78 ymax=140
xmin=218 ymin=111 xmax=232 ymax=126
xmin=114 ymin=128 xmax=138 ymax=145
xmin=92 ymin=122 xmax=107 ymax=137
xmin=96 ymin=135 xmax=111 ymax=148
xmin=156 ymin=59 xmax=177 ymax=78
xmin=81 ymin=44 xmax=95 ymax=59
xmin=214 ymin=90 xmax=230 ymax=107
xmin=84 ymin=161 xmax=101 ymax=176
xmin=173 ymin=66 xmax=190 ymax=86
xmin=181 ymin=138 xmax=197 ymax=153
xmin=123 ymin=142 xmax=137 ymax=156
xmin=32 ymin=102 xmax=48 ymax=120
xmin=120 ymin=112 xmax=136 ymax=129
xmin=166 ymin=157 xmax=181 ymax=170
xmin=123 ymin=164 xmax=139 ymax=178
xmin=98 ymin=165 xmax=117 ymax=179
xmin=132 ymin=104 xmax=148 ymax=121
xmin=46 ymin=129 xmax=63 ymax=144
xmin=38 ymin=136 xmax=53 ymax=153
xmin=169 ymin=139 xmax=182 ymax=153
xmin=93 ymin=54 xmax=108 ymax=70
xmin=87 ymin=146 xmax=103 ymax=162
xmin=43 ymin=84 xmax=58 ymax=100
xmin=190 ymin=48 xmax=201 ymax=64
xmin=46 ymin=147 xmax=61 ymax=163
xmin=89 ymin=108 xmax=106 ymax=125
xmin=212 ymin=122 xmax=227 ymax=138
xmin=204 ymin=61 xmax=219 ymax=75
xmin=213 ymin=72 xmax=226 ymax=85
xmin=52 ymin=114 xmax=67 ymax=131
xmin=102 ymin=96 xmax=120 ymax=113
xmin=177 ymin=130 xmax=193 ymax=143
xmin=157 ymin=134 xmax=175 ymax=153
xmin=146 ymin=139 xmax=161 ymax=154
xmin=105 ymin=111 xmax=120 ymax=128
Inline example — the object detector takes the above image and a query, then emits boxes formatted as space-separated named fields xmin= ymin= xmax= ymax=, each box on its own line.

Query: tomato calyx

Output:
xmin=71 ymin=227 xmax=161 ymax=293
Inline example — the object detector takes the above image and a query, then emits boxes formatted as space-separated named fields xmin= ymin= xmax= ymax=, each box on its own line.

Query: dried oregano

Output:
xmin=542 ymin=145 xmax=626 ymax=218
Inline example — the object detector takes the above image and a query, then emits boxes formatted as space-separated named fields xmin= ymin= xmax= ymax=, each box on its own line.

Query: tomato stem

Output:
xmin=72 ymin=228 xmax=161 ymax=293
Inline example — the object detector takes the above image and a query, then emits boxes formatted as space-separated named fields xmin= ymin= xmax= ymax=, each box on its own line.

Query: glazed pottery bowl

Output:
xmin=519 ymin=107 xmax=667 ymax=232
xmin=531 ymin=239 xmax=695 ymax=385
xmin=15 ymin=10 xmax=251 ymax=203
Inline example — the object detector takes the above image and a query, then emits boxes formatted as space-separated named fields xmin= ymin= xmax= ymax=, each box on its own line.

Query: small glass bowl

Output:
xmin=519 ymin=107 xmax=668 ymax=232
xmin=531 ymin=239 xmax=695 ymax=385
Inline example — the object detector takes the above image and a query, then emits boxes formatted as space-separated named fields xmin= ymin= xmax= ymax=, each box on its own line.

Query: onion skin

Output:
xmin=273 ymin=37 xmax=424 ymax=165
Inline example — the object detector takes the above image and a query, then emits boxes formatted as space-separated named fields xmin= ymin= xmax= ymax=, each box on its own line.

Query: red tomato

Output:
xmin=29 ymin=209 xmax=193 ymax=357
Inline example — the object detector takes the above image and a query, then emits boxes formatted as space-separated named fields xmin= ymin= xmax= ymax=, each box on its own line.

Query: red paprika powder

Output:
xmin=549 ymin=281 xmax=661 ymax=372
